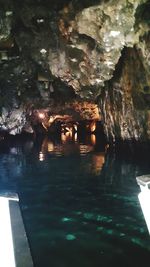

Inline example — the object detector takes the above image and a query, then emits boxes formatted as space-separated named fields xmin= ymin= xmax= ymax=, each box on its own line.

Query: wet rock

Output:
xmin=0 ymin=10 xmax=12 ymax=40
xmin=0 ymin=0 xmax=149 ymax=141
xmin=49 ymin=0 xmax=144 ymax=94
xmin=100 ymin=47 xmax=150 ymax=142
xmin=0 ymin=106 xmax=27 ymax=135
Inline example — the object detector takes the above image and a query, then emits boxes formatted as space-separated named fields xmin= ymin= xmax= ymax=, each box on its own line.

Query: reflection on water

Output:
xmin=0 ymin=137 xmax=150 ymax=267
xmin=39 ymin=151 xmax=45 ymax=161
xmin=92 ymin=152 xmax=105 ymax=175
xmin=38 ymin=135 xmax=108 ymax=175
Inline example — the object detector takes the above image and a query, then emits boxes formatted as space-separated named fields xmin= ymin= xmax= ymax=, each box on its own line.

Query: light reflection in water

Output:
xmin=38 ymin=135 xmax=107 ymax=175
xmin=48 ymin=142 xmax=54 ymax=152
xmin=61 ymin=132 xmax=73 ymax=144
xmin=39 ymin=151 xmax=45 ymax=161
xmin=0 ymin=137 xmax=150 ymax=266
xmin=92 ymin=153 xmax=105 ymax=175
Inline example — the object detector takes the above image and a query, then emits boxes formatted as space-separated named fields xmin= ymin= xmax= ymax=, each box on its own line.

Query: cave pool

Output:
xmin=0 ymin=136 xmax=150 ymax=267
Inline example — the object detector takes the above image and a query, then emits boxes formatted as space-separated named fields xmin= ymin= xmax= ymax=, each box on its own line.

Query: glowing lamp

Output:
xmin=136 ymin=175 xmax=150 ymax=234
xmin=40 ymin=48 xmax=47 ymax=54
xmin=38 ymin=113 xmax=45 ymax=119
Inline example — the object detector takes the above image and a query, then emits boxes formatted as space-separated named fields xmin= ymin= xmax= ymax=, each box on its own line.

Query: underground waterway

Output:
xmin=0 ymin=135 xmax=150 ymax=267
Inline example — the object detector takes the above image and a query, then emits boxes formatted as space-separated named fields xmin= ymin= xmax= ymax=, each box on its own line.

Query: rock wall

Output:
xmin=100 ymin=47 xmax=150 ymax=142
xmin=0 ymin=0 xmax=150 ymax=141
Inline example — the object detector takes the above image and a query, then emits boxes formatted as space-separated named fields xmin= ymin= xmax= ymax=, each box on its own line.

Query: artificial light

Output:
xmin=48 ymin=142 xmax=54 ymax=152
xmin=39 ymin=151 xmax=45 ymax=161
xmin=37 ymin=19 xmax=44 ymax=23
xmin=40 ymin=48 xmax=47 ymax=54
xmin=38 ymin=113 xmax=45 ymax=119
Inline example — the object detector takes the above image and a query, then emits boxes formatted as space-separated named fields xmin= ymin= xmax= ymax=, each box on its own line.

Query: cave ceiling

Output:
xmin=0 ymin=0 xmax=150 ymax=139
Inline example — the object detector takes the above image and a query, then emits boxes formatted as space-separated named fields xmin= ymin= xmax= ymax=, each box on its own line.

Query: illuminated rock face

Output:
xmin=51 ymin=0 xmax=140 ymax=94
xmin=0 ymin=0 xmax=150 ymax=141
xmin=100 ymin=47 xmax=150 ymax=142
xmin=0 ymin=107 xmax=27 ymax=135
xmin=0 ymin=10 xmax=12 ymax=41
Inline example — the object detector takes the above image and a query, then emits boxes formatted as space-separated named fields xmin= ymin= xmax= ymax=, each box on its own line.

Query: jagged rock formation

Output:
xmin=100 ymin=47 xmax=150 ymax=142
xmin=0 ymin=0 xmax=150 ymax=141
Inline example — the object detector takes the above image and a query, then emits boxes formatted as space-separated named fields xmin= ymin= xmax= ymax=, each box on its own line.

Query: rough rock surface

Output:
xmin=100 ymin=47 xmax=150 ymax=141
xmin=54 ymin=0 xmax=141 ymax=93
xmin=0 ymin=106 xmax=26 ymax=135
xmin=0 ymin=0 xmax=150 ymax=141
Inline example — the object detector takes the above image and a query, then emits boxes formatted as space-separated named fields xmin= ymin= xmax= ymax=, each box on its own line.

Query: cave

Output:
xmin=0 ymin=0 xmax=150 ymax=266
xmin=0 ymin=0 xmax=150 ymax=143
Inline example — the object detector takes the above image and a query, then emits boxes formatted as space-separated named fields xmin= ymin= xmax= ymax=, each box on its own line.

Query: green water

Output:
xmin=0 ymin=137 xmax=150 ymax=267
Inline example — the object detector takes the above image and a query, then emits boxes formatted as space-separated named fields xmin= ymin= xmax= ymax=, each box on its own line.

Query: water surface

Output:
xmin=0 ymin=136 xmax=150 ymax=267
